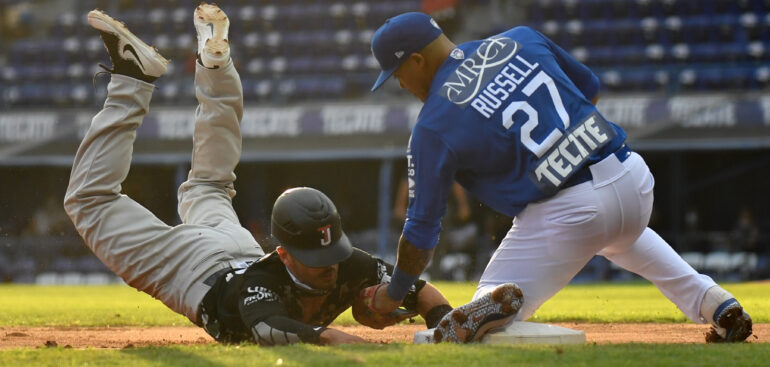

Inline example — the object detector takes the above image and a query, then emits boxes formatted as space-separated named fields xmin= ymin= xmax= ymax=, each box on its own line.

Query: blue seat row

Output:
xmin=528 ymin=0 xmax=770 ymax=22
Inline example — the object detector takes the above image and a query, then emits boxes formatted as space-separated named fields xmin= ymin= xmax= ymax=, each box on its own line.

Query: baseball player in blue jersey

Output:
xmin=362 ymin=12 xmax=753 ymax=343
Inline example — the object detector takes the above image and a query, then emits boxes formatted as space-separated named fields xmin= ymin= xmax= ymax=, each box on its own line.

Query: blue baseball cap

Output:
xmin=370 ymin=12 xmax=443 ymax=92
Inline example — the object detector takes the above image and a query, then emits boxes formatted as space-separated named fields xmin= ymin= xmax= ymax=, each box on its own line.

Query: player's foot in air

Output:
xmin=706 ymin=298 xmax=753 ymax=343
xmin=194 ymin=2 xmax=230 ymax=69
xmin=88 ymin=9 xmax=169 ymax=83
xmin=433 ymin=283 xmax=523 ymax=343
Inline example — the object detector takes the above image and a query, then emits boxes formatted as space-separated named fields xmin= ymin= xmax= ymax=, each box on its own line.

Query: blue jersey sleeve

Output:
xmin=402 ymin=125 xmax=457 ymax=250
xmin=531 ymin=28 xmax=600 ymax=101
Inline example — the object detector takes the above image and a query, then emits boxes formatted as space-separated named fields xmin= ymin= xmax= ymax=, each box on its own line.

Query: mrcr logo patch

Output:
xmin=440 ymin=36 xmax=520 ymax=107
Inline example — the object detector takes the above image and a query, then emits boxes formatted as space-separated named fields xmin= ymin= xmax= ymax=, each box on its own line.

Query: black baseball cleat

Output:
xmin=433 ymin=283 xmax=524 ymax=343
xmin=88 ymin=9 xmax=169 ymax=83
xmin=705 ymin=298 xmax=753 ymax=343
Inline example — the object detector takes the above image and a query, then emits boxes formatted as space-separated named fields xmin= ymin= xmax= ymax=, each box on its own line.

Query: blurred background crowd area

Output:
xmin=1 ymin=0 xmax=769 ymax=105
xmin=1 ymin=0 xmax=769 ymax=284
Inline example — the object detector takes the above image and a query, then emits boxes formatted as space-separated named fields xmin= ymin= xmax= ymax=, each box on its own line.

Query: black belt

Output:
xmin=563 ymin=144 xmax=632 ymax=189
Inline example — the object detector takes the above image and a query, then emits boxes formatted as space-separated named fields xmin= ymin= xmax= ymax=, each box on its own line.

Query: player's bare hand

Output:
xmin=319 ymin=328 xmax=367 ymax=345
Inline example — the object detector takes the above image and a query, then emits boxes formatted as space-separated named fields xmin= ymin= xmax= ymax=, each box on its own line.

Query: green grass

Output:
xmin=1 ymin=282 xmax=768 ymax=366
xmin=2 ymin=281 xmax=767 ymax=326
xmin=0 ymin=285 xmax=189 ymax=326
xmin=533 ymin=281 xmax=770 ymax=323
xmin=2 ymin=343 xmax=769 ymax=367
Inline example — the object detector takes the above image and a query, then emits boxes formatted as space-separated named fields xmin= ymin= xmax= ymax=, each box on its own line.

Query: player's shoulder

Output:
xmin=418 ymin=92 xmax=461 ymax=132
xmin=410 ymin=119 xmax=450 ymax=150
xmin=502 ymin=25 xmax=543 ymax=43
xmin=245 ymin=251 xmax=286 ymax=276
xmin=340 ymin=247 xmax=375 ymax=267
xmin=339 ymin=248 xmax=377 ymax=273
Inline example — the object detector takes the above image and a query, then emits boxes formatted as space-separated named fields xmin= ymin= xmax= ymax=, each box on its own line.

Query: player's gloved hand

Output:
xmin=354 ymin=285 xmax=417 ymax=329
xmin=359 ymin=283 xmax=403 ymax=314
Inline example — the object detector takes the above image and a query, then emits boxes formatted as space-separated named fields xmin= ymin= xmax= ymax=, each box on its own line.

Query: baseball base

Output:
xmin=413 ymin=322 xmax=586 ymax=344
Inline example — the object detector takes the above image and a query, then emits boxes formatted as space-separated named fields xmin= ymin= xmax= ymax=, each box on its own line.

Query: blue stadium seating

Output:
xmin=522 ymin=0 xmax=770 ymax=93
xmin=0 ymin=0 xmax=424 ymax=108
xmin=1 ymin=0 xmax=768 ymax=108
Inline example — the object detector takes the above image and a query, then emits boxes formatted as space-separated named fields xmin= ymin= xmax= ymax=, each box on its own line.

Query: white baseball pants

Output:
xmin=474 ymin=152 xmax=716 ymax=323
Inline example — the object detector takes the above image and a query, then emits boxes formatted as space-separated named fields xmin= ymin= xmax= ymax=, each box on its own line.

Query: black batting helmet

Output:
xmin=270 ymin=187 xmax=353 ymax=267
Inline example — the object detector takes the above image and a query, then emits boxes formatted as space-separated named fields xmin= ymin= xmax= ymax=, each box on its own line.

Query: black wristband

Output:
xmin=424 ymin=304 xmax=453 ymax=329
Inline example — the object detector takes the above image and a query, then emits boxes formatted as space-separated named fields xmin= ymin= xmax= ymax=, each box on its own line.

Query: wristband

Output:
xmin=387 ymin=266 xmax=419 ymax=302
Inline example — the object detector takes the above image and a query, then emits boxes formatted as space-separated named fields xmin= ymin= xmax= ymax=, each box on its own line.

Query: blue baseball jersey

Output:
xmin=403 ymin=26 xmax=627 ymax=250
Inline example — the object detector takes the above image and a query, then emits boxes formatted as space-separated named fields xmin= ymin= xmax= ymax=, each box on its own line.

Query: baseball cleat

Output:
xmin=88 ymin=9 xmax=169 ymax=83
xmin=705 ymin=298 xmax=753 ymax=343
xmin=433 ymin=283 xmax=523 ymax=343
xmin=194 ymin=2 xmax=230 ymax=69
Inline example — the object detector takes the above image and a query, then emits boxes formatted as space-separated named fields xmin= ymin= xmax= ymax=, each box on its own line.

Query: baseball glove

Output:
xmin=352 ymin=284 xmax=418 ymax=329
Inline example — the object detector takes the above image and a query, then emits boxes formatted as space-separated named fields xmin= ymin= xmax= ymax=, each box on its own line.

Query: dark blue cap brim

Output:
xmin=371 ymin=67 xmax=397 ymax=92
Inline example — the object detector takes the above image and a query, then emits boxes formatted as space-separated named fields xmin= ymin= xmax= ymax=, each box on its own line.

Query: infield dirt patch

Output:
xmin=1 ymin=323 xmax=766 ymax=349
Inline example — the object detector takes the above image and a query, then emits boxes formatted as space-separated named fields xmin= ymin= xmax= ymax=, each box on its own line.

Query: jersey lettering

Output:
xmin=470 ymin=55 xmax=540 ymax=118
xmin=406 ymin=139 xmax=416 ymax=198
xmin=502 ymin=70 xmax=570 ymax=158
xmin=528 ymin=112 xmax=616 ymax=194
xmin=244 ymin=286 xmax=279 ymax=306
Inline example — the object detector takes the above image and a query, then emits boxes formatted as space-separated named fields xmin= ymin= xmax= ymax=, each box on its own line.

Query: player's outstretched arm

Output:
xmin=396 ymin=235 xmax=434 ymax=284
xmin=391 ymin=235 xmax=435 ymax=306
xmin=363 ymin=235 xmax=434 ymax=314
xmin=319 ymin=328 xmax=367 ymax=345
xmin=247 ymin=314 xmax=369 ymax=346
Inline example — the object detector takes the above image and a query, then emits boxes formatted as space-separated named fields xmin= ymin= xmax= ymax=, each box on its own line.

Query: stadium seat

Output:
xmin=59 ymin=272 xmax=84 ymax=285
xmin=35 ymin=272 xmax=59 ymax=285
xmin=644 ymin=43 xmax=667 ymax=63
xmin=640 ymin=17 xmax=662 ymax=44
xmin=157 ymin=80 xmax=181 ymax=104
xmin=663 ymin=16 xmax=684 ymax=44
xmin=245 ymin=57 xmax=266 ymax=77
xmin=83 ymin=273 xmax=115 ymax=285
xmin=755 ymin=65 xmax=770 ymax=87
xmin=1 ymin=0 xmax=766 ymax=104
xmin=680 ymin=252 xmax=706 ymax=271
xmin=704 ymin=252 xmax=733 ymax=274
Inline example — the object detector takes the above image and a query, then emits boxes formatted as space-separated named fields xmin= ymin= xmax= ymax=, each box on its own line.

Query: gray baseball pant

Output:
xmin=64 ymin=60 xmax=264 ymax=324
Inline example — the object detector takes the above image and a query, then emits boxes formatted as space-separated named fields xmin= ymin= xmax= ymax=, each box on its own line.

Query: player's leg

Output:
xmin=601 ymin=229 xmax=716 ymax=322
xmin=64 ymin=11 xmax=175 ymax=296
xmin=65 ymin=10 xmax=251 ymax=324
xmin=177 ymin=3 xmax=242 ymax=228
xmin=176 ymin=4 xmax=264 ymax=260
xmin=474 ymin=210 xmax=606 ymax=321
xmin=474 ymin=153 xmax=651 ymax=320
xmin=599 ymin=154 xmax=752 ymax=342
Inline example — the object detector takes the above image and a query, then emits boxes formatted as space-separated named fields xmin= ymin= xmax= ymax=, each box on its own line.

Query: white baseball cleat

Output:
xmin=433 ymin=283 xmax=524 ymax=343
xmin=194 ymin=2 xmax=230 ymax=69
xmin=88 ymin=9 xmax=169 ymax=83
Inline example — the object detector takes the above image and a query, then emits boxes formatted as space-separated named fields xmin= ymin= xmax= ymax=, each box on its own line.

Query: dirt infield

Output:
xmin=0 ymin=323 xmax=766 ymax=349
